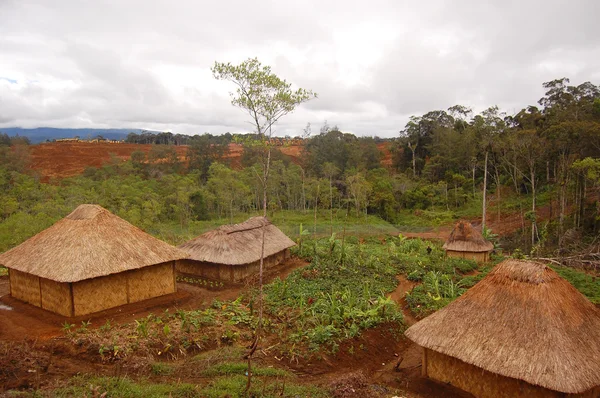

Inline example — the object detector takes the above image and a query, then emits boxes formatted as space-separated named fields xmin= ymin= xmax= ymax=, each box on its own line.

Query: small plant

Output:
xmin=135 ymin=317 xmax=151 ymax=338
xmin=220 ymin=328 xmax=239 ymax=344
xmin=99 ymin=320 xmax=112 ymax=332
xmin=77 ymin=320 xmax=91 ymax=333
xmin=62 ymin=322 xmax=75 ymax=333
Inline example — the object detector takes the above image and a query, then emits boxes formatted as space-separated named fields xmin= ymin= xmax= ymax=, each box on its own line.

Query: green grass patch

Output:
xmin=150 ymin=362 xmax=174 ymax=376
xmin=201 ymin=374 xmax=329 ymax=398
xmin=15 ymin=374 xmax=329 ymax=398
xmin=202 ymin=362 xmax=289 ymax=377
xmin=26 ymin=376 xmax=199 ymax=397
xmin=551 ymin=266 xmax=600 ymax=304
xmin=0 ymin=266 xmax=7 ymax=276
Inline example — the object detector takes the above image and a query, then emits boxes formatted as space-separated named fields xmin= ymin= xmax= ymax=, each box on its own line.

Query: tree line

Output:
xmin=1 ymin=77 xmax=599 ymax=253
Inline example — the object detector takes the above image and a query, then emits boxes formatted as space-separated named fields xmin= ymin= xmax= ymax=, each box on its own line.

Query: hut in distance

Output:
xmin=0 ymin=204 xmax=187 ymax=317
xmin=443 ymin=220 xmax=493 ymax=262
xmin=405 ymin=259 xmax=600 ymax=398
xmin=178 ymin=216 xmax=295 ymax=283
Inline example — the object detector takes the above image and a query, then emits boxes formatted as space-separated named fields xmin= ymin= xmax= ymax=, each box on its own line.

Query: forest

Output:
xmin=1 ymin=77 xmax=600 ymax=257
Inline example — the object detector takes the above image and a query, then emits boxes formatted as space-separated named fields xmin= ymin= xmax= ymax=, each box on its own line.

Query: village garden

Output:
xmin=3 ymin=217 xmax=600 ymax=397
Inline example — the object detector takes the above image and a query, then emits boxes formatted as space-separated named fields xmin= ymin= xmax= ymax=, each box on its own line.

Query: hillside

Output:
xmin=28 ymin=141 xmax=391 ymax=181
xmin=28 ymin=142 xmax=309 ymax=181
xmin=30 ymin=142 xmax=188 ymax=181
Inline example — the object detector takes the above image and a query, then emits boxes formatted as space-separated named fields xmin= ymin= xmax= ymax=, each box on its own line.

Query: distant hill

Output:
xmin=0 ymin=127 xmax=161 ymax=144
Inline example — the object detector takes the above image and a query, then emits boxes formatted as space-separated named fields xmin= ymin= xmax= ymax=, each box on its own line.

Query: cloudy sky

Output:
xmin=1 ymin=0 xmax=598 ymax=137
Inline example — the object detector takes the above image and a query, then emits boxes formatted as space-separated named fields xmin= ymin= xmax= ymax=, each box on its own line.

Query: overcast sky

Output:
xmin=1 ymin=0 xmax=599 ymax=138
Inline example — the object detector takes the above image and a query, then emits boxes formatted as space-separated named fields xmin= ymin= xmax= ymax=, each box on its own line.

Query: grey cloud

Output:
xmin=0 ymin=0 xmax=598 ymax=138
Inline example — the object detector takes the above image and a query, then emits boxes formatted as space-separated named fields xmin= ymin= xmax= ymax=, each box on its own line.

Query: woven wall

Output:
xmin=40 ymin=278 xmax=72 ymax=317
xmin=127 ymin=262 xmax=176 ymax=303
xmin=446 ymin=250 xmax=490 ymax=263
xmin=9 ymin=269 xmax=41 ymax=307
xmin=73 ymin=272 xmax=128 ymax=316
xmin=178 ymin=250 xmax=287 ymax=283
xmin=425 ymin=349 xmax=575 ymax=398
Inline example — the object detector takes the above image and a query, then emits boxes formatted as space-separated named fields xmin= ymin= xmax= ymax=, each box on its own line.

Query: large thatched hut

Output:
xmin=405 ymin=259 xmax=600 ymax=398
xmin=0 ymin=204 xmax=187 ymax=317
xmin=443 ymin=221 xmax=493 ymax=262
xmin=178 ymin=217 xmax=295 ymax=283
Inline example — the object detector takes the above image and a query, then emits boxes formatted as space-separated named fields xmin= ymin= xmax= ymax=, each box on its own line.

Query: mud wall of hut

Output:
xmin=423 ymin=349 xmax=599 ymax=398
xmin=446 ymin=250 xmax=490 ymax=263
xmin=177 ymin=249 xmax=289 ymax=283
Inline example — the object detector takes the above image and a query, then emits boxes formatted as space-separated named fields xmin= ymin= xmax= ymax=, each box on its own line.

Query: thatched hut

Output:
xmin=0 ymin=204 xmax=187 ymax=317
xmin=443 ymin=221 xmax=493 ymax=262
xmin=178 ymin=217 xmax=295 ymax=283
xmin=405 ymin=259 xmax=600 ymax=398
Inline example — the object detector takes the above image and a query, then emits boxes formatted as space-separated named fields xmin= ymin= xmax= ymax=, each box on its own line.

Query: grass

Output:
xmin=0 ymin=266 xmax=7 ymax=276
xmin=202 ymin=362 xmax=289 ymax=377
xmin=22 ymin=376 xmax=199 ymax=398
xmin=551 ymin=265 xmax=600 ymax=304
xmin=13 ymin=375 xmax=329 ymax=398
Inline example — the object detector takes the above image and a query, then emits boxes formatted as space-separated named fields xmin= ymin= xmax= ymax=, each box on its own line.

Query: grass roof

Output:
xmin=179 ymin=216 xmax=295 ymax=265
xmin=0 ymin=204 xmax=187 ymax=282
xmin=442 ymin=220 xmax=494 ymax=252
xmin=405 ymin=259 xmax=600 ymax=394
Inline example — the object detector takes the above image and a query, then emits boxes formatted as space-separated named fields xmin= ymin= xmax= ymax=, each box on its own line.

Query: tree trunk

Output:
xmin=472 ymin=165 xmax=476 ymax=198
xmin=495 ymin=168 xmax=501 ymax=223
xmin=314 ymin=183 xmax=319 ymax=237
xmin=329 ymin=176 xmax=333 ymax=235
xmin=482 ymin=150 xmax=488 ymax=231
xmin=445 ymin=182 xmax=449 ymax=211
xmin=408 ymin=141 xmax=417 ymax=178
xmin=531 ymin=167 xmax=536 ymax=247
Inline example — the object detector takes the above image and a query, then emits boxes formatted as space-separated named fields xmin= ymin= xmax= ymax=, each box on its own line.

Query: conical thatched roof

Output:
xmin=405 ymin=259 xmax=600 ymax=394
xmin=442 ymin=221 xmax=493 ymax=252
xmin=0 ymin=204 xmax=187 ymax=283
xmin=179 ymin=216 xmax=295 ymax=265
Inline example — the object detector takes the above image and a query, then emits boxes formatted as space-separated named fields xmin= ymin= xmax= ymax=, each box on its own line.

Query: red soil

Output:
xmin=378 ymin=142 xmax=393 ymax=168
xmin=29 ymin=142 xmax=188 ymax=182
xmin=28 ymin=141 xmax=395 ymax=182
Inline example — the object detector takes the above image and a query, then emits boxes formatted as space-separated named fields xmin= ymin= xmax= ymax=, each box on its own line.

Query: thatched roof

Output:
xmin=405 ymin=259 xmax=600 ymax=394
xmin=179 ymin=216 xmax=295 ymax=265
xmin=442 ymin=221 xmax=493 ymax=252
xmin=0 ymin=204 xmax=187 ymax=283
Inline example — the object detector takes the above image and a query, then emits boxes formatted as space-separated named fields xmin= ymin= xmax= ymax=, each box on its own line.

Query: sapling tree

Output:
xmin=212 ymin=57 xmax=316 ymax=390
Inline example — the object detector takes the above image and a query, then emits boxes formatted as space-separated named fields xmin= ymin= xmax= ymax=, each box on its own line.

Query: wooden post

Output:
xmin=38 ymin=277 xmax=43 ymax=308
xmin=422 ymin=348 xmax=428 ymax=377
xmin=172 ymin=261 xmax=177 ymax=292
xmin=69 ymin=283 xmax=75 ymax=317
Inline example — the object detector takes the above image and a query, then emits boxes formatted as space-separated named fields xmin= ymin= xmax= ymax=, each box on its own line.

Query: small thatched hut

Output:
xmin=178 ymin=217 xmax=295 ymax=283
xmin=443 ymin=221 xmax=493 ymax=262
xmin=405 ymin=259 xmax=600 ymax=398
xmin=0 ymin=204 xmax=187 ymax=317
